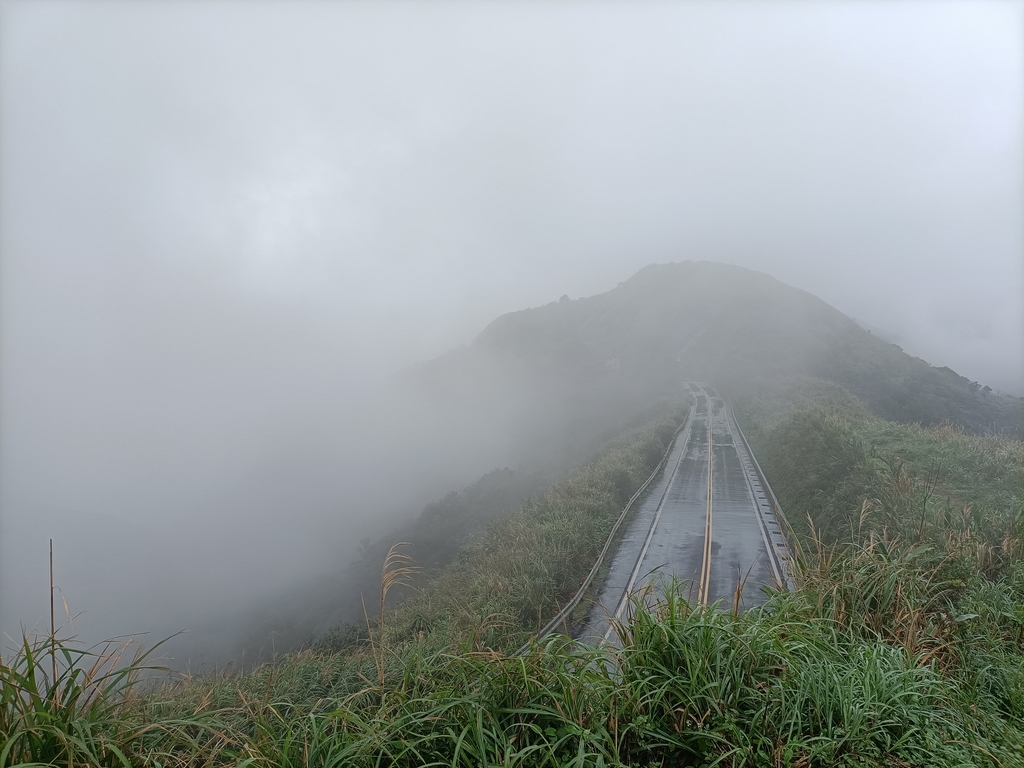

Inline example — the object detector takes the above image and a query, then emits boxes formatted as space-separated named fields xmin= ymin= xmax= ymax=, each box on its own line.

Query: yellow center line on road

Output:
xmin=699 ymin=400 xmax=714 ymax=605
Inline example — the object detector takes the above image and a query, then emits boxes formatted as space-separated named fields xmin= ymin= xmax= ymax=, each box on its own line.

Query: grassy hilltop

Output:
xmin=414 ymin=261 xmax=1021 ymax=436
xmin=4 ymin=262 xmax=1023 ymax=767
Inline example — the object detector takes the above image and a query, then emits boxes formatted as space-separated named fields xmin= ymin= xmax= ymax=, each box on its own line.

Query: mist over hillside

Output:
xmin=5 ymin=258 xmax=1017 ymax=671
xmin=412 ymin=261 xmax=1022 ymax=437
xmin=2 ymin=5 xmax=1021 ymax=730
xmin=258 ymin=259 xmax=1021 ymax=664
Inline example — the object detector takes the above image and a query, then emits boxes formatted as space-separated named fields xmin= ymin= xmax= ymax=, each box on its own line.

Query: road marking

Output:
xmin=594 ymin=385 xmax=792 ymax=641
xmin=698 ymin=399 xmax=714 ymax=604
xmin=603 ymin=388 xmax=700 ymax=642
xmin=728 ymin=409 xmax=784 ymax=588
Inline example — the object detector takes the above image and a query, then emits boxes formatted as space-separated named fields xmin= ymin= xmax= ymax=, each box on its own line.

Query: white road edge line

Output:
xmin=602 ymin=386 xmax=703 ymax=642
xmin=727 ymin=408 xmax=784 ymax=589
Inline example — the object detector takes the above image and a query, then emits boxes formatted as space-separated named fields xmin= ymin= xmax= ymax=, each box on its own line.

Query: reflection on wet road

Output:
xmin=577 ymin=383 xmax=792 ymax=646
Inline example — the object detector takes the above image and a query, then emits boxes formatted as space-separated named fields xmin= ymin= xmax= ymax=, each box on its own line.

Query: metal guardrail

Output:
xmin=513 ymin=400 xmax=695 ymax=656
xmin=727 ymin=402 xmax=799 ymax=590
xmin=513 ymin=387 xmax=797 ymax=655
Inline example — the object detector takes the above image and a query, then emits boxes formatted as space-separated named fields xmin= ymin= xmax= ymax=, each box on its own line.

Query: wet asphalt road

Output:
xmin=577 ymin=384 xmax=789 ymax=646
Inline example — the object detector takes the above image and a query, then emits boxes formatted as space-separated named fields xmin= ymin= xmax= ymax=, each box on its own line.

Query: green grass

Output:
xmin=9 ymin=587 xmax=1022 ymax=767
xmin=77 ymin=597 xmax=1024 ymax=766
xmin=0 ymin=631 xmax=246 ymax=767
xmin=1 ymin=401 xmax=686 ymax=767
xmin=739 ymin=379 xmax=1023 ymax=549
xmin=6 ymin=381 xmax=1023 ymax=766
xmin=317 ymin=400 xmax=687 ymax=658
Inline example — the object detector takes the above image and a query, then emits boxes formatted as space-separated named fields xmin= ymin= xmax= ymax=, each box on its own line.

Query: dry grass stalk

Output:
xmin=364 ymin=542 xmax=418 ymax=687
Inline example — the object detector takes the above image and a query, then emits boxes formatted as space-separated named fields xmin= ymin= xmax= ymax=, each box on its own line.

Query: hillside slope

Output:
xmin=411 ymin=261 xmax=1021 ymax=436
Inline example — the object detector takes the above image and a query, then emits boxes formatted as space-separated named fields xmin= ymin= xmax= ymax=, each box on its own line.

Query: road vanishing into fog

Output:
xmin=577 ymin=383 xmax=794 ymax=646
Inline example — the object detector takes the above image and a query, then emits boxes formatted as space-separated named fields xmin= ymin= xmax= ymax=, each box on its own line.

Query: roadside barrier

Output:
xmin=513 ymin=397 xmax=695 ymax=656
xmin=725 ymin=397 xmax=799 ymax=590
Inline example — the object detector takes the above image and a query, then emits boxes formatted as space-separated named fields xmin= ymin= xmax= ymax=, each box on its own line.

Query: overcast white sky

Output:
xmin=2 ymin=1 xmax=1022 ymax=654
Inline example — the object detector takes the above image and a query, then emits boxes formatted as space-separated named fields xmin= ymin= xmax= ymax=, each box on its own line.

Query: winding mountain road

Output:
xmin=577 ymin=383 xmax=793 ymax=646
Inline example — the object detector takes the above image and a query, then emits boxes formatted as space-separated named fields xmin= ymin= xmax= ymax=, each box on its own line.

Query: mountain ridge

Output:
xmin=412 ymin=261 xmax=1022 ymax=436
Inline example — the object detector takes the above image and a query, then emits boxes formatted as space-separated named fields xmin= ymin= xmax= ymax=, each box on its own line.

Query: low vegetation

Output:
xmin=321 ymin=397 xmax=686 ymax=655
xmin=4 ymin=379 xmax=1023 ymax=766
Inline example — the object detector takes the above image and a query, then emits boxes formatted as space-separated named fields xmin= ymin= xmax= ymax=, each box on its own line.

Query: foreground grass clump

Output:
xmin=130 ymin=590 xmax=1018 ymax=767
xmin=616 ymin=589 xmax=1002 ymax=767
xmin=0 ymin=632 xmax=241 ymax=767
xmin=8 ymin=383 xmax=1023 ymax=766
xmin=13 ymin=580 xmax=1019 ymax=767
xmin=736 ymin=379 xmax=1024 ymax=761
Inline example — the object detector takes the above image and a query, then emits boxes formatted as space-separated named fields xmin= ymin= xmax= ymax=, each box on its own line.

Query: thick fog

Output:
xmin=2 ymin=1 xmax=1022 ymax=665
